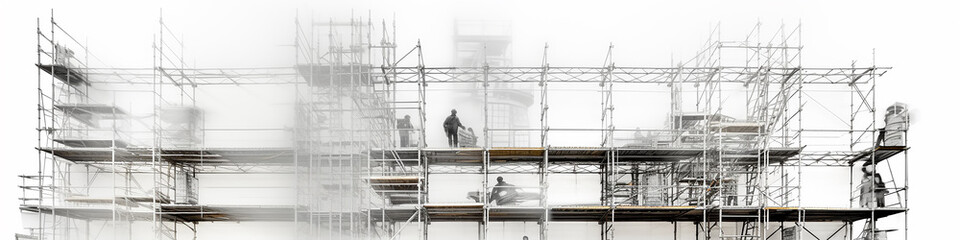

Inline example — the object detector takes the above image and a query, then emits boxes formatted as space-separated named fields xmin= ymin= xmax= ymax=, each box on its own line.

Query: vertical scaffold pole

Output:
xmin=538 ymin=43 xmax=549 ymax=240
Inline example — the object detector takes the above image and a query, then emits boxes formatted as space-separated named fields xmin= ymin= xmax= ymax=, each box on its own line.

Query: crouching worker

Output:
xmin=490 ymin=176 xmax=519 ymax=205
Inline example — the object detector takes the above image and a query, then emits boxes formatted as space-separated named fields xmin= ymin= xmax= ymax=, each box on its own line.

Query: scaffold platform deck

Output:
xmin=53 ymin=139 xmax=129 ymax=148
xmin=20 ymin=205 xmax=151 ymax=220
xmin=39 ymin=147 xmax=296 ymax=164
xmin=368 ymin=176 xmax=422 ymax=191
xmin=37 ymin=64 xmax=89 ymax=86
xmin=368 ymin=147 xmax=803 ymax=165
xmin=159 ymin=205 xmax=297 ymax=222
xmin=848 ymin=146 xmax=908 ymax=164
xmin=53 ymin=104 xmax=126 ymax=116
xmin=369 ymin=205 xmax=906 ymax=222
xmin=21 ymin=204 xmax=298 ymax=222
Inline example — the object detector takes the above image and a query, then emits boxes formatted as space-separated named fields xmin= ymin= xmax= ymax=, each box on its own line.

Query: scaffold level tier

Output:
xmin=54 ymin=104 xmax=126 ymax=116
xmin=160 ymin=205 xmax=297 ymax=222
xmin=53 ymin=139 xmax=128 ymax=148
xmin=379 ymin=66 xmax=888 ymax=84
xmin=369 ymin=147 xmax=802 ymax=165
xmin=369 ymin=205 xmax=905 ymax=222
xmin=368 ymin=177 xmax=425 ymax=204
xmin=39 ymin=147 xmax=296 ymax=165
xmin=80 ymin=66 xmax=888 ymax=85
xmin=368 ymin=176 xmax=422 ymax=191
xmin=21 ymin=204 xmax=297 ymax=222
xmin=20 ymin=205 xmax=152 ymax=220
xmin=296 ymin=64 xmax=373 ymax=86
xmin=848 ymin=146 xmax=908 ymax=165
xmin=37 ymin=64 xmax=89 ymax=86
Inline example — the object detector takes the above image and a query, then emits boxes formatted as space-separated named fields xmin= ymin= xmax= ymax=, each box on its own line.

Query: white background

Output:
xmin=2 ymin=0 xmax=958 ymax=239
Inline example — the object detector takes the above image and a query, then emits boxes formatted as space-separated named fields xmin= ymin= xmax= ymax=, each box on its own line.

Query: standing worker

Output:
xmin=397 ymin=115 xmax=413 ymax=147
xmin=443 ymin=109 xmax=464 ymax=147
xmin=859 ymin=163 xmax=888 ymax=208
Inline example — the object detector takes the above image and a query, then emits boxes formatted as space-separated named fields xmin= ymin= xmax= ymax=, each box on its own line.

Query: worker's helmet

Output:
xmin=404 ymin=115 xmax=411 ymax=119
xmin=451 ymin=109 xmax=458 ymax=114
xmin=496 ymin=176 xmax=503 ymax=182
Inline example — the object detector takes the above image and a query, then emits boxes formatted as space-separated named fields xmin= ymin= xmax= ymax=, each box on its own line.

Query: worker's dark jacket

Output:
xmin=443 ymin=115 xmax=463 ymax=131
xmin=490 ymin=182 xmax=518 ymax=203
xmin=397 ymin=119 xmax=413 ymax=135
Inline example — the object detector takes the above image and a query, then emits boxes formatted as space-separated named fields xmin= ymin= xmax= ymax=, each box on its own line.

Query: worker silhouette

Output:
xmin=397 ymin=115 xmax=413 ymax=147
xmin=443 ymin=109 xmax=464 ymax=147
xmin=490 ymin=176 xmax=519 ymax=205
xmin=859 ymin=163 xmax=888 ymax=208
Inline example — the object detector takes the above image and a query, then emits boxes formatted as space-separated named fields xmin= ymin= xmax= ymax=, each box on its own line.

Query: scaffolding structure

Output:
xmin=19 ymin=11 xmax=907 ymax=240
xmin=22 ymin=11 xmax=298 ymax=240
xmin=354 ymin=21 xmax=907 ymax=240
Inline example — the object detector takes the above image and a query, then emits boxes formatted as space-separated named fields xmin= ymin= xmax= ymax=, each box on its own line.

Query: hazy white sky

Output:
xmin=1 ymin=0 xmax=958 ymax=239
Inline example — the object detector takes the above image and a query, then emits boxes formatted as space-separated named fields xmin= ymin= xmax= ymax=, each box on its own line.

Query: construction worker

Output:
xmin=875 ymin=128 xmax=887 ymax=148
xmin=490 ymin=176 xmax=519 ymax=205
xmin=859 ymin=163 xmax=887 ymax=208
xmin=397 ymin=115 xmax=413 ymax=147
xmin=443 ymin=109 xmax=464 ymax=147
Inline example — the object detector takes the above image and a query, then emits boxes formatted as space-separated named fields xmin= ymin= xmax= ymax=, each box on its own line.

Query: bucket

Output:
xmin=883 ymin=103 xmax=908 ymax=146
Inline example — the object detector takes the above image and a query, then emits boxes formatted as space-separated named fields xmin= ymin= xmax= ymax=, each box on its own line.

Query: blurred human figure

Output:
xmin=859 ymin=164 xmax=887 ymax=208
xmin=469 ymin=127 xmax=478 ymax=145
xmin=490 ymin=176 xmax=519 ymax=205
xmin=462 ymin=127 xmax=478 ymax=147
xmin=397 ymin=115 xmax=413 ymax=147
xmin=443 ymin=109 xmax=464 ymax=147
xmin=398 ymin=115 xmax=414 ymax=147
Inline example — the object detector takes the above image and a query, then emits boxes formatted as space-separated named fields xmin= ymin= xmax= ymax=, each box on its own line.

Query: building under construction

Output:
xmin=18 ymin=11 xmax=909 ymax=240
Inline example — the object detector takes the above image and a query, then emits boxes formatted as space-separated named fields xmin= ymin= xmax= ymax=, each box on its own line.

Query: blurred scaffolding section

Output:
xmin=294 ymin=14 xmax=402 ymax=240
xmin=455 ymin=20 xmax=534 ymax=147
xmin=22 ymin=11 xmax=300 ymax=240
